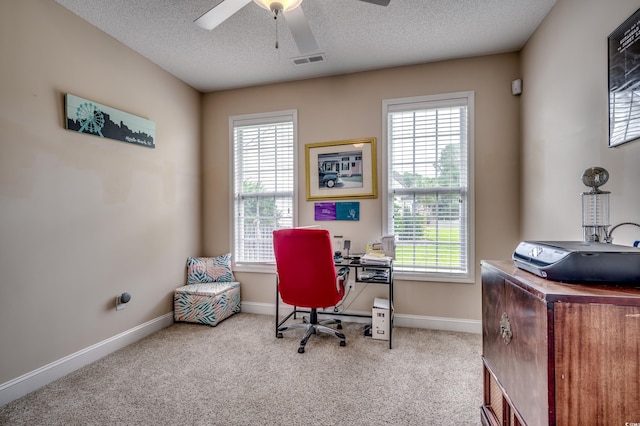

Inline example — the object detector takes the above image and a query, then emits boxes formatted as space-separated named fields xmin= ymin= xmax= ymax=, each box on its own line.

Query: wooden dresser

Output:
xmin=481 ymin=260 xmax=640 ymax=426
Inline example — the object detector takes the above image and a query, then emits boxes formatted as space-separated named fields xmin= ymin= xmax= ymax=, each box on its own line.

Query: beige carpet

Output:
xmin=0 ymin=313 xmax=483 ymax=425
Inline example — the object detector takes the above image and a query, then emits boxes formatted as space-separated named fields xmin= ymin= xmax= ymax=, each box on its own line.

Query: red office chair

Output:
xmin=273 ymin=228 xmax=349 ymax=353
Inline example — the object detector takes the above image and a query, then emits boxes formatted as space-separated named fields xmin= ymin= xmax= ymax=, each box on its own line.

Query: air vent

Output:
xmin=291 ymin=53 xmax=327 ymax=66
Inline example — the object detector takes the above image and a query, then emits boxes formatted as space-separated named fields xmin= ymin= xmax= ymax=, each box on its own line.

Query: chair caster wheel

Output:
xmin=277 ymin=332 xmax=283 ymax=338
xmin=298 ymin=347 xmax=305 ymax=353
xmin=340 ymin=341 xmax=346 ymax=347
xmin=337 ymin=324 xmax=343 ymax=330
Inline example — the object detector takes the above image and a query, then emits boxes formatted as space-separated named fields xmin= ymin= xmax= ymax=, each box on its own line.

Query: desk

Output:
xmin=275 ymin=259 xmax=394 ymax=349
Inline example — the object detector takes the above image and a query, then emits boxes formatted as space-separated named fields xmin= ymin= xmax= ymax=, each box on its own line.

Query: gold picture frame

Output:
xmin=305 ymin=137 xmax=377 ymax=200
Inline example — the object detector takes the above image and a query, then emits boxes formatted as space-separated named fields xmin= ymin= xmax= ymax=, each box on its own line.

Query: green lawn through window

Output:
xmin=395 ymin=226 xmax=461 ymax=268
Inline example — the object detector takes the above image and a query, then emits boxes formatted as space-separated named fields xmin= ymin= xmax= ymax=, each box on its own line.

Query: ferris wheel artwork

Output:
xmin=64 ymin=93 xmax=156 ymax=149
xmin=76 ymin=102 xmax=105 ymax=137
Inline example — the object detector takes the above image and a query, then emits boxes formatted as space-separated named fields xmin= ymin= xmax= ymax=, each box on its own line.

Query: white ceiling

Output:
xmin=54 ymin=0 xmax=557 ymax=93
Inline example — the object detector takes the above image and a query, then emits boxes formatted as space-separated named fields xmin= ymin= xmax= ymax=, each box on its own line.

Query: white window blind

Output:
xmin=610 ymin=90 xmax=640 ymax=146
xmin=383 ymin=93 xmax=474 ymax=281
xmin=231 ymin=111 xmax=296 ymax=266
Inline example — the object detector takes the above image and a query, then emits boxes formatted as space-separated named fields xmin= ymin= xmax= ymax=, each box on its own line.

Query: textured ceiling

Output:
xmin=54 ymin=0 xmax=557 ymax=93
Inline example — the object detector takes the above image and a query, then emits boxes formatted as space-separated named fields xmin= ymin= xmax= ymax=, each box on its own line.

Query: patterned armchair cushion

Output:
xmin=174 ymin=282 xmax=241 ymax=327
xmin=186 ymin=254 xmax=234 ymax=284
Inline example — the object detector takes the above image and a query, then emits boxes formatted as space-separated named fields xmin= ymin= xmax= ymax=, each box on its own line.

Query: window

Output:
xmin=231 ymin=110 xmax=297 ymax=269
xmin=382 ymin=92 xmax=474 ymax=282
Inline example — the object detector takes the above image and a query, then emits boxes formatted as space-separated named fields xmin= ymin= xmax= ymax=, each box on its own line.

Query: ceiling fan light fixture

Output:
xmin=253 ymin=0 xmax=302 ymax=14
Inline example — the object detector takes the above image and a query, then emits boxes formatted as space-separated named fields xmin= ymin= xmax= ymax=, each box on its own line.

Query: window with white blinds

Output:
xmin=383 ymin=93 xmax=474 ymax=282
xmin=231 ymin=110 xmax=296 ymax=267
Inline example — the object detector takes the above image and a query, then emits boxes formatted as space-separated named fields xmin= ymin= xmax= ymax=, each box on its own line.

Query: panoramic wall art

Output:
xmin=65 ymin=94 xmax=156 ymax=148
xmin=608 ymin=8 xmax=640 ymax=147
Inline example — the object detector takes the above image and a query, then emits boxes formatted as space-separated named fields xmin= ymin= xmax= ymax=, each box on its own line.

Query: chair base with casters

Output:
xmin=276 ymin=307 xmax=346 ymax=353
xmin=274 ymin=266 xmax=349 ymax=353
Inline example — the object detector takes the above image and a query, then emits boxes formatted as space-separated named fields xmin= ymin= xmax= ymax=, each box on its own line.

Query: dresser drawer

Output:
xmin=482 ymin=270 xmax=550 ymax=426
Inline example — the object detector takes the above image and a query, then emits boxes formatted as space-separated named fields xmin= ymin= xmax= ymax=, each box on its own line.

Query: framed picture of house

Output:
xmin=305 ymin=137 xmax=377 ymax=200
xmin=608 ymin=8 xmax=640 ymax=147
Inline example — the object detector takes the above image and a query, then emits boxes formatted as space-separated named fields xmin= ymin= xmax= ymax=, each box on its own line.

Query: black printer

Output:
xmin=512 ymin=240 xmax=640 ymax=284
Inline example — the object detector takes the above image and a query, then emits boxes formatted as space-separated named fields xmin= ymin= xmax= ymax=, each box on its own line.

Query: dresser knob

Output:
xmin=500 ymin=312 xmax=512 ymax=345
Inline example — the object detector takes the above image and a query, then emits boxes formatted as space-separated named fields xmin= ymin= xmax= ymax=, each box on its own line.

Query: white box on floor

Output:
xmin=372 ymin=297 xmax=392 ymax=340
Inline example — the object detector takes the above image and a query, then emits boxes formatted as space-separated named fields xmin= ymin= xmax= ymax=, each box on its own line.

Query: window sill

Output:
xmin=233 ymin=263 xmax=276 ymax=274
xmin=231 ymin=265 xmax=474 ymax=283
xmin=394 ymin=271 xmax=475 ymax=284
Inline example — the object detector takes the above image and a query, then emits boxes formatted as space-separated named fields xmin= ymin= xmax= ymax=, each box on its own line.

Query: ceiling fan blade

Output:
xmin=283 ymin=6 xmax=318 ymax=54
xmin=357 ymin=0 xmax=390 ymax=5
xmin=194 ymin=0 xmax=253 ymax=30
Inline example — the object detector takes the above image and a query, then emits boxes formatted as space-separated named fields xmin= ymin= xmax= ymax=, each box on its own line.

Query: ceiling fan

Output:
xmin=195 ymin=0 xmax=390 ymax=54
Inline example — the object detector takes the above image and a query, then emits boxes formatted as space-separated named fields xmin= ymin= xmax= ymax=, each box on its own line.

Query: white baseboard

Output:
xmin=0 ymin=313 xmax=174 ymax=407
xmin=240 ymin=301 xmax=481 ymax=334
xmin=393 ymin=313 xmax=482 ymax=334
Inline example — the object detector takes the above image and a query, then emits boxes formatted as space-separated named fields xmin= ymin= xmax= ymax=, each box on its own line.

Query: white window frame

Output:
xmin=230 ymin=110 xmax=298 ymax=273
xmin=382 ymin=92 xmax=475 ymax=283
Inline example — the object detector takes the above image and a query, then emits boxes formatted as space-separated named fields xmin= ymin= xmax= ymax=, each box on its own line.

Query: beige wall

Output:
xmin=202 ymin=54 xmax=521 ymax=320
xmin=521 ymin=0 xmax=640 ymax=244
xmin=0 ymin=1 xmax=201 ymax=383
xmin=10 ymin=0 xmax=616 ymax=394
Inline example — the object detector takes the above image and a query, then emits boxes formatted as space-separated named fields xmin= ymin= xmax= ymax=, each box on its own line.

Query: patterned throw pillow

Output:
xmin=186 ymin=254 xmax=234 ymax=284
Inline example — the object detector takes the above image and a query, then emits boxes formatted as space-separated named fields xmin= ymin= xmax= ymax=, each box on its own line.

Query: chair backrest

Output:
xmin=273 ymin=228 xmax=344 ymax=309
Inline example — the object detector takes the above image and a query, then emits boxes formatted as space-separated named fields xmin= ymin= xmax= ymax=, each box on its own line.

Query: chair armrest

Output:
xmin=336 ymin=267 xmax=350 ymax=291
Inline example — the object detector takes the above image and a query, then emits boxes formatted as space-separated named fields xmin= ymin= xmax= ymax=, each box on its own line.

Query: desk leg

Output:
xmin=275 ymin=277 xmax=280 ymax=338
xmin=389 ymin=279 xmax=393 ymax=349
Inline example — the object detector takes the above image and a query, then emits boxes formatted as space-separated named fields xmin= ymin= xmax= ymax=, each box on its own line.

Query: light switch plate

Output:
xmin=511 ymin=79 xmax=522 ymax=96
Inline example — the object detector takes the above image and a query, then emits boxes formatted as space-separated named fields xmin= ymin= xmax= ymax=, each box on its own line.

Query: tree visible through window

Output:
xmin=383 ymin=93 xmax=474 ymax=281
xmin=231 ymin=111 xmax=296 ymax=266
